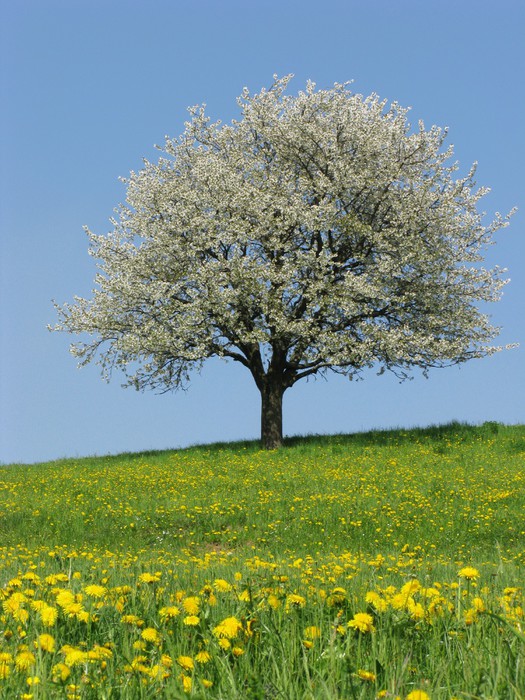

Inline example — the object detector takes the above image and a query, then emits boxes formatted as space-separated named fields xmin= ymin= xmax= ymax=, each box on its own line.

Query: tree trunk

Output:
xmin=260 ymin=381 xmax=284 ymax=450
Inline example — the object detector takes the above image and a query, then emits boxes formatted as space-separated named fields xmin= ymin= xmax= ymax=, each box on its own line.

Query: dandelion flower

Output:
xmin=357 ymin=669 xmax=376 ymax=682
xmin=213 ymin=616 xmax=243 ymax=639
xmin=159 ymin=606 xmax=180 ymax=621
xmin=213 ymin=578 xmax=232 ymax=592
xmin=348 ymin=612 xmax=375 ymax=633
xmin=182 ymin=596 xmax=200 ymax=615
xmin=401 ymin=580 xmax=421 ymax=596
xmin=121 ymin=614 xmax=144 ymax=626
xmin=177 ymin=655 xmax=194 ymax=671
xmin=141 ymin=627 xmax=161 ymax=644
xmin=3 ymin=592 xmax=27 ymax=615
xmin=183 ymin=615 xmax=200 ymax=626
xmin=268 ymin=594 xmax=280 ymax=610
xmin=458 ymin=567 xmax=479 ymax=581
xmin=15 ymin=652 xmax=35 ymax=671
xmin=138 ymin=572 xmax=161 ymax=584
xmin=39 ymin=605 xmax=58 ymax=627
xmin=365 ymin=591 xmax=388 ymax=612
xmin=406 ymin=691 xmax=430 ymax=700
xmin=36 ymin=634 xmax=56 ymax=652
xmin=160 ymin=654 xmax=173 ymax=668
xmin=83 ymin=585 xmax=107 ymax=598
xmin=51 ymin=662 xmax=70 ymax=682
xmin=0 ymin=663 xmax=10 ymax=680
xmin=304 ymin=626 xmax=321 ymax=640
xmin=195 ymin=650 xmax=211 ymax=664
xmin=63 ymin=648 xmax=88 ymax=667
xmin=286 ymin=594 xmax=306 ymax=609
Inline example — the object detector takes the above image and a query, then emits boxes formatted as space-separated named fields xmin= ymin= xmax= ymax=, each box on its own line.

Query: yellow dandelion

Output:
xmin=0 ymin=663 xmax=10 ymax=680
xmin=348 ymin=612 xmax=375 ymax=633
xmin=177 ymin=655 xmax=194 ymax=671
xmin=407 ymin=599 xmax=425 ymax=621
xmin=365 ymin=591 xmax=388 ymax=612
xmin=52 ymin=663 xmax=70 ymax=682
xmin=213 ymin=616 xmax=243 ymax=639
xmin=202 ymin=679 xmax=213 ymax=688
xmin=121 ymin=614 xmax=144 ymax=626
xmin=63 ymin=648 xmax=88 ymax=667
xmin=148 ymin=664 xmax=169 ymax=680
xmin=15 ymin=651 xmax=36 ymax=671
xmin=286 ymin=593 xmax=306 ymax=609
xmin=39 ymin=605 xmax=58 ymax=627
xmin=181 ymin=673 xmax=192 ymax=693
xmin=472 ymin=597 xmax=485 ymax=612
xmin=458 ymin=567 xmax=480 ymax=581
xmin=130 ymin=655 xmax=148 ymax=669
xmin=183 ymin=615 xmax=200 ymax=626
xmin=75 ymin=608 xmax=90 ymax=623
xmin=141 ymin=627 xmax=161 ymax=644
xmin=160 ymin=654 xmax=173 ymax=668
xmin=195 ymin=650 xmax=211 ymax=664
xmin=55 ymin=590 xmax=75 ymax=609
xmin=88 ymin=645 xmax=113 ymax=661
xmin=159 ymin=606 xmax=180 ymax=621
xmin=357 ymin=669 xmax=376 ymax=682
xmin=3 ymin=592 xmax=27 ymax=615
xmin=327 ymin=587 xmax=347 ymax=606
xmin=268 ymin=594 xmax=280 ymax=610
xmin=138 ymin=572 xmax=161 ymax=584
xmin=232 ymin=646 xmax=244 ymax=657
xmin=213 ymin=578 xmax=232 ymax=592
xmin=391 ymin=593 xmax=410 ymax=610
xmin=36 ymin=633 xmax=56 ymax=652
xmin=401 ymin=580 xmax=421 ymax=596
xmin=406 ymin=691 xmax=430 ymax=700
xmin=182 ymin=596 xmax=200 ymax=615
xmin=13 ymin=607 xmax=29 ymax=624
xmin=464 ymin=608 xmax=477 ymax=626
xmin=304 ymin=626 xmax=321 ymax=640
xmin=83 ymin=585 xmax=107 ymax=599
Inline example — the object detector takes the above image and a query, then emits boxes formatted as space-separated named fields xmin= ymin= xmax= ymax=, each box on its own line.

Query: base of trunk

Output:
xmin=261 ymin=383 xmax=284 ymax=450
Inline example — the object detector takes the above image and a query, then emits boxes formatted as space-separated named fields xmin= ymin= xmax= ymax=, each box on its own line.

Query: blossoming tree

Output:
xmin=53 ymin=76 xmax=513 ymax=449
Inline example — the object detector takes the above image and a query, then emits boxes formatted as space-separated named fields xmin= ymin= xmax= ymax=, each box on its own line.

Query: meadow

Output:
xmin=1 ymin=422 xmax=524 ymax=699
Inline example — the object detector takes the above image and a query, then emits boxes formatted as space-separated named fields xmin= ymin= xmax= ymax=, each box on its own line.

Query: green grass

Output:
xmin=1 ymin=421 xmax=524 ymax=698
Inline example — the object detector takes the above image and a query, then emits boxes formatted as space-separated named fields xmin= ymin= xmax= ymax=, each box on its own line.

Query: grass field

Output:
xmin=1 ymin=422 xmax=524 ymax=699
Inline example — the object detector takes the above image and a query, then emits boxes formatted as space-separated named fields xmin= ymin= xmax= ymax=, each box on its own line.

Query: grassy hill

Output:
xmin=1 ymin=422 xmax=524 ymax=698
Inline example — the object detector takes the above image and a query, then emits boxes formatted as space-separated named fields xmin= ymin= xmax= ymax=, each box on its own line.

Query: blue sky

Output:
xmin=1 ymin=0 xmax=523 ymax=464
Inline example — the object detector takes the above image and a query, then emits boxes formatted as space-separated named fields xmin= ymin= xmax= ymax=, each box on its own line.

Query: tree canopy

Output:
xmin=53 ymin=76 xmax=513 ymax=448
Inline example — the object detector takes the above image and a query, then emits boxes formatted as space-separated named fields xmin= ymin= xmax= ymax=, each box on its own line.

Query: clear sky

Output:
xmin=1 ymin=0 xmax=523 ymax=464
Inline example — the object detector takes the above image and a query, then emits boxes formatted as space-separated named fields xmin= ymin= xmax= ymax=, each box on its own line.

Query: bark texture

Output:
xmin=260 ymin=382 xmax=284 ymax=450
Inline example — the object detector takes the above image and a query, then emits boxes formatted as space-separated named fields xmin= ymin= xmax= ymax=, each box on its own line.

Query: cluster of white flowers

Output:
xmin=53 ymin=75 xmax=513 ymax=435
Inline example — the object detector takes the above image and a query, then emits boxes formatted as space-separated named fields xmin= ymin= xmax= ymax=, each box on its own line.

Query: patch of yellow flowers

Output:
xmin=0 ymin=548 xmax=523 ymax=697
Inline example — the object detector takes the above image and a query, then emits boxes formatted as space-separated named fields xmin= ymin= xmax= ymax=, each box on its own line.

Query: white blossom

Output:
xmin=52 ymin=75 xmax=514 ymax=448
